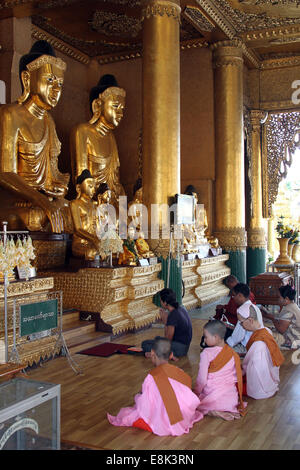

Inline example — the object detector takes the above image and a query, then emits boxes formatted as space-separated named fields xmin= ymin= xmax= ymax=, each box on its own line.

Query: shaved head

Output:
xmin=152 ymin=337 xmax=171 ymax=360
xmin=203 ymin=320 xmax=227 ymax=340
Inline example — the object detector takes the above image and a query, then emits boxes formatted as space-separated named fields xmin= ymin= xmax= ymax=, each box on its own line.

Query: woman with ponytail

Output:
xmin=141 ymin=288 xmax=193 ymax=360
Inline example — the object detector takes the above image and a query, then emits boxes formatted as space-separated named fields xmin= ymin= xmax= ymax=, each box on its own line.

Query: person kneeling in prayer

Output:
xmin=226 ymin=283 xmax=264 ymax=355
xmin=141 ymin=288 xmax=192 ymax=360
xmin=194 ymin=320 xmax=247 ymax=421
xmin=261 ymin=285 xmax=300 ymax=350
xmin=238 ymin=301 xmax=284 ymax=400
xmin=107 ymin=337 xmax=203 ymax=436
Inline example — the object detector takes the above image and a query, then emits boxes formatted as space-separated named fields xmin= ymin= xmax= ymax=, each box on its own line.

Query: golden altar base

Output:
xmin=182 ymin=254 xmax=230 ymax=309
xmin=0 ymin=277 xmax=59 ymax=367
xmin=30 ymin=233 xmax=70 ymax=270
xmin=39 ymin=264 xmax=164 ymax=336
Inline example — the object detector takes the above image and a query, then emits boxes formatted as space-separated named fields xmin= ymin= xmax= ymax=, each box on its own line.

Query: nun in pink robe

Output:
xmin=194 ymin=346 xmax=240 ymax=415
xmin=242 ymin=337 xmax=280 ymax=399
xmin=107 ymin=371 xmax=203 ymax=436
xmin=238 ymin=301 xmax=281 ymax=400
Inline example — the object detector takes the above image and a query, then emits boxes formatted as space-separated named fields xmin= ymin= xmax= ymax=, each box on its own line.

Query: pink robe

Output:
xmin=107 ymin=373 xmax=203 ymax=436
xmin=242 ymin=327 xmax=280 ymax=399
xmin=194 ymin=346 xmax=241 ymax=414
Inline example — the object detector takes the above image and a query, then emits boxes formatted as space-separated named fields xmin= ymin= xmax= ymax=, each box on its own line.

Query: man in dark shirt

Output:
xmin=141 ymin=288 xmax=193 ymax=360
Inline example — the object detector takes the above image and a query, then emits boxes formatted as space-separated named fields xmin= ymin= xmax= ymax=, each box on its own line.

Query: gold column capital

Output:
xmin=247 ymin=227 xmax=267 ymax=249
xmin=141 ymin=0 xmax=181 ymax=23
xmin=213 ymin=228 xmax=247 ymax=252
xmin=211 ymin=39 xmax=244 ymax=69
xmin=211 ymin=39 xmax=244 ymax=51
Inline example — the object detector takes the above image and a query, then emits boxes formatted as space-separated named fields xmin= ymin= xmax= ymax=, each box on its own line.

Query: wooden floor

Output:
xmin=24 ymin=314 xmax=300 ymax=451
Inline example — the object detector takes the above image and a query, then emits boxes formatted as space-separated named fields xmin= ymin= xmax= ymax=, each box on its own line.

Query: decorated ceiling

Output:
xmin=0 ymin=0 xmax=300 ymax=66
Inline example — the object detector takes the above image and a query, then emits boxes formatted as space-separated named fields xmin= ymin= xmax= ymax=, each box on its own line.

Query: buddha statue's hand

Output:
xmin=46 ymin=209 xmax=64 ymax=233
xmin=95 ymin=119 xmax=112 ymax=136
xmin=45 ymin=182 xmax=68 ymax=198
xmin=43 ymin=198 xmax=67 ymax=233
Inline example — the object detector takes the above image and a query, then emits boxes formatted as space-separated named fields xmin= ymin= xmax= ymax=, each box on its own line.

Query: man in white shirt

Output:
xmin=226 ymin=283 xmax=264 ymax=355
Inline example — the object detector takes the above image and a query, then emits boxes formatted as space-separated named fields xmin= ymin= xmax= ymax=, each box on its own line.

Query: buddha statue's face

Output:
xmin=29 ymin=64 xmax=64 ymax=108
xmin=134 ymin=188 xmax=143 ymax=203
xmin=99 ymin=190 xmax=111 ymax=204
xmin=102 ymin=93 xmax=125 ymax=128
xmin=81 ymin=178 xmax=95 ymax=199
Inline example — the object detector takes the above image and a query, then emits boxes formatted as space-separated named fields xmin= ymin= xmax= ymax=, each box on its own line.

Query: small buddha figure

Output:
xmin=128 ymin=178 xmax=144 ymax=233
xmin=203 ymin=208 xmax=220 ymax=249
xmin=118 ymin=226 xmax=139 ymax=266
xmin=95 ymin=182 xmax=116 ymax=237
xmin=0 ymin=40 xmax=70 ymax=233
xmin=70 ymin=169 xmax=101 ymax=260
xmin=94 ymin=182 xmax=123 ymax=260
xmin=135 ymin=231 xmax=155 ymax=259
xmin=70 ymin=74 xmax=126 ymax=212
xmin=184 ymin=185 xmax=208 ymax=248
xmin=182 ymin=226 xmax=197 ymax=253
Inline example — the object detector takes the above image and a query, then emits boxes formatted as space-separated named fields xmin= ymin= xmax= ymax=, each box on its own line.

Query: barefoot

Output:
xmin=171 ymin=355 xmax=179 ymax=362
xmin=208 ymin=410 xmax=236 ymax=421
xmin=145 ymin=352 xmax=152 ymax=358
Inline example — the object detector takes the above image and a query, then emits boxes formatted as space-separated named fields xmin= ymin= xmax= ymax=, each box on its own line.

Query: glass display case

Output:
xmin=0 ymin=377 xmax=60 ymax=450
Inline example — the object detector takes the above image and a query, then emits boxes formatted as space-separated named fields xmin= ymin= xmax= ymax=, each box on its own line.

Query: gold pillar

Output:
xmin=141 ymin=0 xmax=181 ymax=257
xmin=212 ymin=40 xmax=247 ymax=282
xmin=268 ymin=211 xmax=275 ymax=259
xmin=0 ymin=17 xmax=32 ymax=103
xmin=247 ymin=110 xmax=267 ymax=250
xmin=247 ymin=110 xmax=267 ymax=279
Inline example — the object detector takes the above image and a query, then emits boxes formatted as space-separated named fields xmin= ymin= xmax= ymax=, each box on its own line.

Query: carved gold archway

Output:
xmin=262 ymin=110 xmax=300 ymax=218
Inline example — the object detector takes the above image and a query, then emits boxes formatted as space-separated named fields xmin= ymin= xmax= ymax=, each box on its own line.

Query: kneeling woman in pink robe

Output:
xmin=237 ymin=301 xmax=285 ymax=399
xmin=194 ymin=320 xmax=247 ymax=421
xmin=107 ymin=337 xmax=203 ymax=436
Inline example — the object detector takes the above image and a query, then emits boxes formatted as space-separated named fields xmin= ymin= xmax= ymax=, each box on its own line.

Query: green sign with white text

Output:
xmin=20 ymin=299 xmax=58 ymax=337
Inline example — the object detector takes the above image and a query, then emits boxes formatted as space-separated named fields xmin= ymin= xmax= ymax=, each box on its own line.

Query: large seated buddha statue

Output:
xmin=70 ymin=74 xmax=126 ymax=212
xmin=0 ymin=40 xmax=70 ymax=233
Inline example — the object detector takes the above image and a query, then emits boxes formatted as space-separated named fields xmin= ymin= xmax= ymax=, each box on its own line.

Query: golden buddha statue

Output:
xmin=70 ymin=74 xmax=126 ymax=212
xmin=70 ymin=169 xmax=101 ymax=260
xmin=94 ymin=182 xmax=123 ymax=260
xmin=118 ymin=226 xmax=139 ymax=266
xmin=135 ymin=231 xmax=155 ymax=259
xmin=0 ymin=40 xmax=70 ymax=233
xmin=95 ymin=182 xmax=115 ymax=238
xmin=127 ymin=178 xmax=154 ymax=259
xmin=128 ymin=178 xmax=143 ymax=232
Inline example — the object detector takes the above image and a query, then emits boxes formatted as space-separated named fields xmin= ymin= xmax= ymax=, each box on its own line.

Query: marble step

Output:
xmin=62 ymin=309 xmax=81 ymax=328
xmin=66 ymin=331 xmax=112 ymax=354
xmin=61 ymin=311 xmax=111 ymax=353
xmin=62 ymin=319 xmax=97 ymax=342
